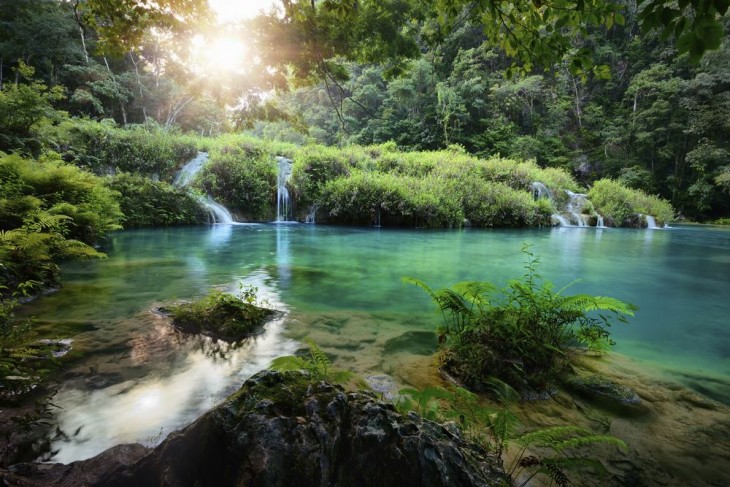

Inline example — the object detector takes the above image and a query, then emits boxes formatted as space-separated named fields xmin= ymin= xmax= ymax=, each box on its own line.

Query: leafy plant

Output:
xmin=398 ymin=379 xmax=627 ymax=486
xmin=508 ymin=426 xmax=628 ymax=486
xmin=406 ymin=245 xmax=636 ymax=390
xmin=269 ymin=338 xmax=355 ymax=384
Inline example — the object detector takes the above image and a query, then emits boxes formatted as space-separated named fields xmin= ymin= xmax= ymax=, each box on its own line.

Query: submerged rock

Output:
xmin=564 ymin=374 xmax=648 ymax=416
xmin=1 ymin=371 xmax=506 ymax=487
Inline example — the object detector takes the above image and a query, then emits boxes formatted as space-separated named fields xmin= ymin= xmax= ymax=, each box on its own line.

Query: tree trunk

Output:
xmin=73 ymin=1 xmax=90 ymax=63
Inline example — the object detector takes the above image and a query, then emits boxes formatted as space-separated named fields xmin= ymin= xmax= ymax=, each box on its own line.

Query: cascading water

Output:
xmin=531 ymin=181 xmax=553 ymax=201
xmin=305 ymin=205 xmax=318 ymax=224
xmin=565 ymin=190 xmax=589 ymax=227
xmin=532 ymin=181 xmax=606 ymax=228
xmin=275 ymin=156 xmax=294 ymax=222
xmin=175 ymin=153 xmax=234 ymax=224
xmin=645 ymin=215 xmax=659 ymax=229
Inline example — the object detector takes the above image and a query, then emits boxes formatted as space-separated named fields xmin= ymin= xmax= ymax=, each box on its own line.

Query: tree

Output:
xmin=0 ymin=63 xmax=64 ymax=154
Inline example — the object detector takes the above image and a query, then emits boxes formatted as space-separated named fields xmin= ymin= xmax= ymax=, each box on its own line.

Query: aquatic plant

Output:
xmin=406 ymin=245 xmax=636 ymax=390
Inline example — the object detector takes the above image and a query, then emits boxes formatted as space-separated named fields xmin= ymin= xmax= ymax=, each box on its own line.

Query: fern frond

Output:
xmin=553 ymin=434 xmax=628 ymax=453
xmin=451 ymin=281 xmax=495 ymax=305
xmin=560 ymin=295 xmax=637 ymax=316
xmin=269 ymin=356 xmax=309 ymax=372
xmin=304 ymin=338 xmax=331 ymax=371
xmin=401 ymin=276 xmax=438 ymax=301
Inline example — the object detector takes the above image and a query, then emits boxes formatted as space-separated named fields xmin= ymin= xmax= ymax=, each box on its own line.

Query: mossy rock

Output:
xmin=165 ymin=291 xmax=275 ymax=343
xmin=564 ymin=374 xmax=649 ymax=416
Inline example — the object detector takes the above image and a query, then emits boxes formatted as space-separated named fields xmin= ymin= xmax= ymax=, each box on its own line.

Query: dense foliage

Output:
xmin=252 ymin=18 xmax=730 ymax=221
xmin=0 ymin=153 xmax=121 ymax=291
xmin=106 ymin=173 xmax=208 ymax=227
xmin=588 ymin=179 xmax=674 ymax=226
xmin=41 ymin=119 xmax=199 ymax=178
xmin=1 ymin=0 xmax=727 ymax=221
xmin=408 ymin=246 xmax=636 ymax=390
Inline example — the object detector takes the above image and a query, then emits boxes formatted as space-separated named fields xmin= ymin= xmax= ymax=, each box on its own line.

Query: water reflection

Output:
xmin=47 ymin=266 xmax=297 ymax=463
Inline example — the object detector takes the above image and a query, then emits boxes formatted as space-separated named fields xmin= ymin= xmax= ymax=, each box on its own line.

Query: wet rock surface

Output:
xmin=563 ymin=373 xmax=648 ymax=416
xmin=1 ymin=370 xmax=506 ymax=487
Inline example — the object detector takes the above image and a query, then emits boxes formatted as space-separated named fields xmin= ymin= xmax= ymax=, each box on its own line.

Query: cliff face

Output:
xmin=1 ymin=370 xmax=506 ymax=487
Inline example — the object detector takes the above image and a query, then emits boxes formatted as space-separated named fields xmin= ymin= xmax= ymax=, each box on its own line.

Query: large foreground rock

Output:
xmin=1 ymin=371 xmax=506 ymax=486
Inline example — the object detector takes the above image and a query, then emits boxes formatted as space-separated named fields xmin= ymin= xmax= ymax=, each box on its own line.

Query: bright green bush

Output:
xmin=588 ymin=179 xmax=674 ymax=227
xmin=462 ymin=179 xmax=551 ymax=227
xmin=41 ymin=119 xmax=199 ymax=179
xmin=319 ymin=171 xmax=463 ymax=227
xmin=200 ymin=142 xmax=277 ymax=220
xmin=290 ymin=145 xmax=355 ymax=206
xmin=106 ymin=173 xmax=208 ymax=227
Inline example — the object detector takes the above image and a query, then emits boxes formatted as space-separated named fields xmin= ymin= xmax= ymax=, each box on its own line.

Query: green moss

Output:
xmin=168 ymin=290 xmax=274 ymax=342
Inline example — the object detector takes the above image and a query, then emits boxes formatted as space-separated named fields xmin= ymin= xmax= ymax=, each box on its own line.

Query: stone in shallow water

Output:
xmin=564 ymin=374 xmax=649 ymax=416
xmin=383 ymin=331 xmax=436 ymax=356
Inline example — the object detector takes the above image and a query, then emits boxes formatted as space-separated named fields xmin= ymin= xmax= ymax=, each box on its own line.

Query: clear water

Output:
xmin=25 ymin=224 xmax=730 ymax=462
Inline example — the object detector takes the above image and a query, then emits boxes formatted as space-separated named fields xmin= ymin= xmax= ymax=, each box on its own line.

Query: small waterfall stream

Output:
xmin=175 ymin=153 xmax=234 ymax=224
xmin=645 ymin=215 xmax=659 ymax=229
xmin=275 ymin=156 xmax=294 ymax=222
xmin=533 ymin=181 xmax=605 ymax=228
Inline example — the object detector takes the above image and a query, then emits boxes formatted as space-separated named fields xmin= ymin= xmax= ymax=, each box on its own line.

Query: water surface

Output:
xmin=27 ymin=224 xmax=730 ymax=462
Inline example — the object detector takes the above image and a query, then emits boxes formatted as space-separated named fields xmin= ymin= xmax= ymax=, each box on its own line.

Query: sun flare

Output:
xmin=191 ymin=34 xmax=248 ymax=74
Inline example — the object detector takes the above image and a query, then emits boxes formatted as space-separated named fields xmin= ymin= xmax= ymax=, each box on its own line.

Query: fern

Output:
xmin=510 ymin=426 xmax=628 ymax=486
xmin=269 ymin=338 xmax=354 ymax=384
xmin=406 ymin=245 xmax=637 ymax=390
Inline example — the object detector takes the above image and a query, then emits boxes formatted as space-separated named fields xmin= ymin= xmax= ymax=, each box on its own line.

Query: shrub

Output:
xmin=406 ymin=246 xmax=636 ymax=391
xmin=290 ymin=145 xmax=355 ymax=206
xmin=106 ymin=173 xmax=208 ymax=227
xmin=588 ymin=179 xmax=674 ymax=227
xmin=319 ymin=171 xmax=464 ymax=227
xmin=41 ymin=119 xmax=199 ymax=179
xmin=199 ymin=147 xmax=277 ymax=220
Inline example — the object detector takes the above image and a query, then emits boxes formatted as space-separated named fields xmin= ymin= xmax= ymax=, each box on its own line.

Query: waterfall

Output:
xmin=175 ymin=153 xmax=235 ymax=224
xmin=565 ymin=190 xmax=589 ymax=227
xmin=531 ymin=181 xmax=553 ymax=201
xmin=645 ymin=215 xmax=659 ymax=229
xmin=203 ymin=196 xmax=233 ymax=224
xmin=174 ymin=152 xmax=208 ymax=187
xmin=532 ymin=181 xmax=607 ymax=228
xmin=305 ymin=205 xmax=317 ymax=224
xmin=276 ymin=156 xmax=294 ymax=222
xmin=551 ymin=214 xmax=571 ymax=226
